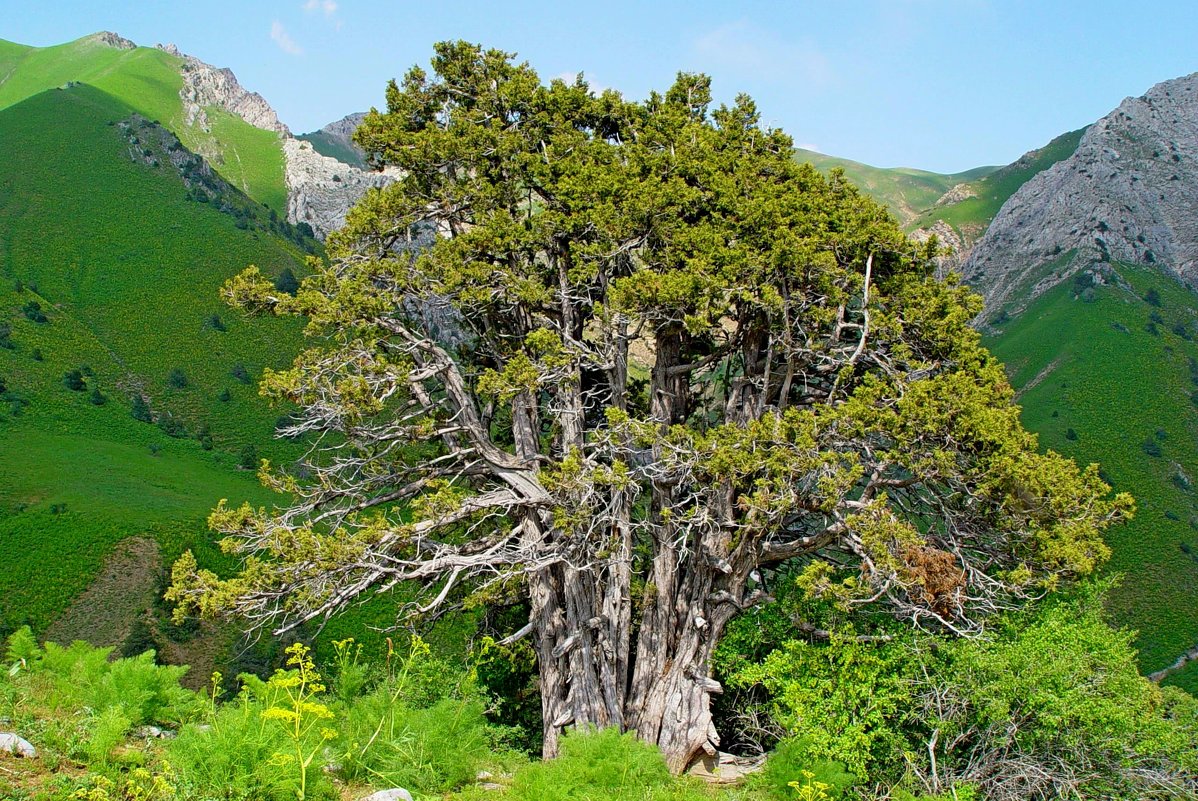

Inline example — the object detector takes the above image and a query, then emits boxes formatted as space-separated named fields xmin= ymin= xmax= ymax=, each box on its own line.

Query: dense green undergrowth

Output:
xmin=2 ymin=583 xmax=1194 ymax=801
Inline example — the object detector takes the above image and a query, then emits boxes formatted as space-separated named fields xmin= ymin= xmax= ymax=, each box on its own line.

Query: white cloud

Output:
xmin=692 ymin=20 xmax=831 ymax=87
xmin=303 ymin=0 xmax=338 ymax=14
xmin=302 ymin=0 xmax=342 ymax=31
xmin=796 ymin=143 xmax=821 ymax=153
xmin=270 ymin=21 xmax=303 ymax=55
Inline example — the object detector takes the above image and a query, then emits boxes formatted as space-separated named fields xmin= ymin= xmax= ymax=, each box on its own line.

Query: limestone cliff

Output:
xmin=284 ymin=138 xmax=396 ymax=239
xmin=157 ymin=43 xmax=290 ymax=135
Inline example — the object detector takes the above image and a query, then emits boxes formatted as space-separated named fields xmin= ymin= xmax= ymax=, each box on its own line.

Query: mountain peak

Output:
xmin=84 ymin=31 xmax=137 ymax=51
xmin=963 ymin=70 xmax=1198 ymax=317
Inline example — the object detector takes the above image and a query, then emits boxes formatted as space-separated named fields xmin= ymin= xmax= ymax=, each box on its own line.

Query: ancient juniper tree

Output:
xmin=169 ymin=43 xmax=1131 ymax=771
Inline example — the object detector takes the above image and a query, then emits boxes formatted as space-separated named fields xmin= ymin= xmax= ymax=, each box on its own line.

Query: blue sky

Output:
xmin=4 ymin=0 xmax=1197 ymax=173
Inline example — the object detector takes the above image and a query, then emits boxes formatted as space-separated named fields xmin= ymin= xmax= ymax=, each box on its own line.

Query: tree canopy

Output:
xmin=169 ymin=41 xmax=1132 ymax=772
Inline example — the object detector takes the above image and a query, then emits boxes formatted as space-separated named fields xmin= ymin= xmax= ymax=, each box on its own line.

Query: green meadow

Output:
xmin=0 ymin=34 xmax=286 ymax=211
xmin=913 ymin=127 xmax=1086 ymax=235
xmin=794 ymin=147 xmax=997 ymax=226
xmin=0 ymin=84 xmax=304 ymax=639
xmin=986 ymin=263 xmax=1198 ymax=691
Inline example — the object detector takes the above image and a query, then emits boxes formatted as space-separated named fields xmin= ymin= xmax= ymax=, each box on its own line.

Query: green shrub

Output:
xmin=22 ymin=299 xmax=47 ymax=322
xmin=238 ymin=444 xmax=258 ymax=470
xmin=506 ymin=727 xmax=678 ymax=801
xmin=86 ymin=706 xmax=133 ymax=765
xmin=338 ymin=695 xmax=496 ymax=793
xmin=729 ymin=634 xmax=916 ymax=780
xmin=913 ymin=589 xmax=1198 ymax=800
xmin=157 ymin=412 xmax=187 ymax=438
xmin=169 ymin=652 xmax=337 ymax=801
xmin=131 ymin=393 xmax=153 ymax=423
xmin=63 ymin=369 xmax=86 ymax=391
xmin=754 ymin=739 xmax=857 ymax=799
xmin=196 ymin=423 xmax=214 ymax=450
xmin=168 ymin=686 xmax=321 ymax=801
xmin=333 ymin=636 xmax=505 ymax=793
xmin=167 ymin=368 xmax=189 ymax=389
xmin=25 ymin=640 xmax=196 ymax=728
xmin=274 ymin=267 xmax=299 ymax=296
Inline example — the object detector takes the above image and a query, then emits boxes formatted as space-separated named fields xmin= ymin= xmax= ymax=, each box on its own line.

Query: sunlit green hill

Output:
xmin=0 ymin=33 xmax=286 ymax=211
xmin=793 ymin=147 xmax=997 ymax=226
xmin=0 ymin=83 xmax=306 ymax=647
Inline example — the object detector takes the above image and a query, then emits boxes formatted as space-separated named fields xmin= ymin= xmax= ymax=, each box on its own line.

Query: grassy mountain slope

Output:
xmin=296 ymin=128 xmax=366 ymax=168
xmin=794 ymin=148 xmax=996 ymax=226
xmin=0 ymin=84 xmax=305 ymax=639
xmin=0 ymin=34 xmax=286 ymax=211
xmin=985 ymin=263 xmax=1198 ymax=692
xmin=912 ymin=127 xmax=1087 ymax=238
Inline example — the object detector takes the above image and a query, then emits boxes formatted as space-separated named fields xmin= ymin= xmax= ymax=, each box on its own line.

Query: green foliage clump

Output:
xmin=23 ymin=298 xmax=48 ymax=322
xmin=723 ymin=586 xmax=1198 ymax=800
xmin=506 ymin=727 xmax=696 ymax=801
xmin=23 ymin=635 xmax=196 ymax=728
xmin=156 ymin=411 xmax=187 ymax=438
xmin=274 ymin=267 xmax=299 ymax=296
xmin=753 ymin=739 xmax=857 ymax=800
xmin=167 ymin=644 xmax=340 ymax=801
xmin=63 ymin=368 xmax=86 ymax=391
xmin=922 ymin=590 xmax=1198 ymax=799
xmin=333 ymin=636 xmax=508 ymax=794
xmin=130 ymin=393 xmax=153 ymax=423
xmin=1 ymin=628 xmax=198 ymax=772
xmin=238 ymin=443 xmax=258 ymax=470
xmin=730 ymin=630 xmax=915 ymax=779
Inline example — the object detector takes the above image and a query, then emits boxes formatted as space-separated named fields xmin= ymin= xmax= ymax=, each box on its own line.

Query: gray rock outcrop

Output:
xmin=149 ymin=42 xmax=389 ymax=238
xmin=306 ymin=112 xmax=369 ymax=163
xmin=934 ymin=182 xmax=977 ymax=207
xmin=88 ymin=32 xmax=136 ymax=50
xmin=963 ymin=71 xmax=1198 ymax=315
xmin=156 ymin=45 xmax=290 ymax=136
xmin=910 ymin=220 xmax=967 ymax=279
xmin=0 ymin=732 xmax=36 ymax=758
xmin=284 ymin=138 xmax=397 ymax=239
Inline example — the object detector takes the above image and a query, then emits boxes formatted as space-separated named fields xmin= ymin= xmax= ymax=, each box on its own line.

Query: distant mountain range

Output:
xmin=2 ymin=31 xmax=1197 ymax=690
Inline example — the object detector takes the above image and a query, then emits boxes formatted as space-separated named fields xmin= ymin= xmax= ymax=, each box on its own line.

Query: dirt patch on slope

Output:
xmin=43 ymin=536 xmax=162 ymax=649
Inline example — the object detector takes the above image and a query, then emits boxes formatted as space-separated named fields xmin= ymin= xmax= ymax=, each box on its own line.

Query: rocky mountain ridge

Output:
xmin=962 ymin=72 xmax=1198 ymax=317
xmin=145 ymin=37 xmax=388 ymax=237
xmin=284 ymin=137 xmax=396 ymax=238
xmin=157 ymin=43 xmax=289 ymax=135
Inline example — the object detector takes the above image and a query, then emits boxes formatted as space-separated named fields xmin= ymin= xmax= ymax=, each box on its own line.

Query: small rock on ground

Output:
xmin=359 ymin=790 xmax=413 ymax=801
xmin=0 ymin=732 xmax=36 ymax=758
